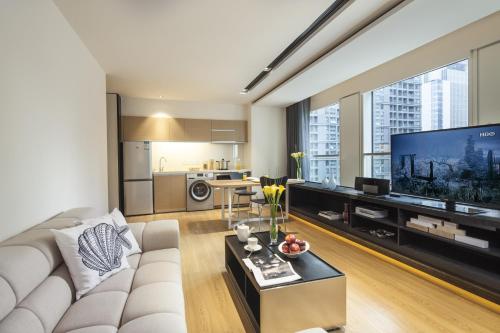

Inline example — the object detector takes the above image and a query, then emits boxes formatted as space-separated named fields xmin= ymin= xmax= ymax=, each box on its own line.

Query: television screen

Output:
xmin=391 ymin=124 xmax=500 ymax=208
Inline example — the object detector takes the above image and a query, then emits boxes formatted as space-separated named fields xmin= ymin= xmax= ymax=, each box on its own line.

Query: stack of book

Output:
xmin=405 ymin=215 xmax=489 ymax=248
xmin=318 ymin=211 xmax=342 ymax=221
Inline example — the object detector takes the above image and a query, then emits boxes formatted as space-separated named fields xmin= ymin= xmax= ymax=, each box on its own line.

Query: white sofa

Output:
xmin=0 ymin=208 xmax=187 ymax=333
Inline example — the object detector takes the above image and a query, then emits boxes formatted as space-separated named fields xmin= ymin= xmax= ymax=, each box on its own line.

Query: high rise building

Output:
xmin=369 ymin=60 xmax=469 ymax=180
xmin=309 ymin=104 xmax=340 ymax=183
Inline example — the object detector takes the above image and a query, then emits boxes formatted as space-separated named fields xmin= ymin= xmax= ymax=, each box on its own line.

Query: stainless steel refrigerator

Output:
xmin=123 ymin=141 xmax=153 ymax=216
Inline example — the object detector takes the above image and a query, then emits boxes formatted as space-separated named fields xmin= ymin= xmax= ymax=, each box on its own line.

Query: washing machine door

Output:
xmin=189 ymin=180 xmax=212 ymax=202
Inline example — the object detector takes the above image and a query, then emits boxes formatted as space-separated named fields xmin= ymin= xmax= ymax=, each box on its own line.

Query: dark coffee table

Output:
xmin=225 ymin=231 xmax=346 ymax=333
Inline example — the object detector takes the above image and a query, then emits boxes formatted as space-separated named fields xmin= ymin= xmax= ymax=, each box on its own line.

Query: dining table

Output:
xmin=205 ymin=178 xmax=304 ymax=228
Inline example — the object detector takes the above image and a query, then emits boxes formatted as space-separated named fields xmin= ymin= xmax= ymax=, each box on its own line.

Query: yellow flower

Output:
xmin=278 ymin=185 xmax=285 ymax=195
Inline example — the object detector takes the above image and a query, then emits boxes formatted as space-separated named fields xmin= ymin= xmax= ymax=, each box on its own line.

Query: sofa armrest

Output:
xmin=141 ymin=219 xmax=180 ymax=252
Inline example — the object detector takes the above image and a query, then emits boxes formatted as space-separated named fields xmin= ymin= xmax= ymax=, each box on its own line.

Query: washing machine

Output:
xmin=186 ymin=173 xmax=214 ymax=211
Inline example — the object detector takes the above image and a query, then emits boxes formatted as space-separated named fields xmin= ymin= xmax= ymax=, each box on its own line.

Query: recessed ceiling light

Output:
xmin=263 ymin=67 xmax=272 ymax=72
xmin=240 ymin=89 xmax=248 ymax=95
xmin=159 ymin=95 xmax=163 ymax=99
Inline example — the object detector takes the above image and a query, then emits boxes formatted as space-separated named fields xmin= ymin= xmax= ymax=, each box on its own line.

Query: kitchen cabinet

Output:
xmin=122 ymin=116 xmax=169 ymax=141
xmin=122 ymin=116 xmax=247 ymax=143
xmin=184 ymin=119 xmax=211 ymax=141
xmin=211 ymin=120 xmax=247 ymax=143
xmin=154 ymin=174 xmax=186 ymax=213
xmin=168 ymin=118 xmax=185 ymax=141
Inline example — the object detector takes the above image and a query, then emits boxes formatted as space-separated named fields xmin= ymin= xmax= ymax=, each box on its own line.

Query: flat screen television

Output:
xmin=391 ymin=124 xmax=500 ymax=209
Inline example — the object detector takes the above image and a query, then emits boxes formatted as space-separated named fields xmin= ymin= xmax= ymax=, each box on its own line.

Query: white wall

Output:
xmin=121 ymin=96 xmax=248 ymax=120
xmin=0 ymin=0 xmax=107 ymax=241
xmin=248 ymin=105 xmax=287 ymax=178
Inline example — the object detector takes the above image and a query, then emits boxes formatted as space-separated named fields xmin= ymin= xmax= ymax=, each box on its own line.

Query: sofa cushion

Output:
xmin=121 ymin=282 xmax=185 ymax=325
xmin=139 ymin=248 xmax=180 ymax=266
xmin=1 ymin=228 xmax=62 ymax=271
xmin=18 ymin=265 xmax=75 ymax=333
xmin=118 ymin=313 xmax=187 ymax=333
xmin=127 ymin=254 xmax=141 ymax=270
xmin=142 ymin=220 xmax=179 ymax=251
xmin=132 ymin=262 xmax=181 ymax=289
xmin=0 ymin=308 xmax=44 ymax=333
xmin=32 ymin=217 xmax=81 ymax=230
xmin=128 ymin=223 xmax=145 ymax=250
xmin=0 ymin=246 xmax=51 ymax=314
xmin=54 ymin=291 xmax=128 ymax=333
xmin=0 ymin=276 xmax=16 ymax=322
xmin=87 ymin=268 xmax=135 ymax=295
xmin=67 ymin=325 xmax=117 ymax=333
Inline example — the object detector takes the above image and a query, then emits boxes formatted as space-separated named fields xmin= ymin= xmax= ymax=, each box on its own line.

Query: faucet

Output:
xmin=159 ymin=157 xmax=167 ymax=172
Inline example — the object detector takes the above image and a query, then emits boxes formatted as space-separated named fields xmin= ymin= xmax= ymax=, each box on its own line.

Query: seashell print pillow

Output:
xmin=52 ymin=216 xmax=130 ymax=299
xmin=81 ymin=208 xmax=142 ymax=256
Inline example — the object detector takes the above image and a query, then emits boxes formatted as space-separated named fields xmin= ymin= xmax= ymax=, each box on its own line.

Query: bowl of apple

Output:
xmin=278 ymin=234 xmax=310 ymax=259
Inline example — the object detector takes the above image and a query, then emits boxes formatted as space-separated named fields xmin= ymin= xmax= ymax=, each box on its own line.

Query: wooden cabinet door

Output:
xmin=122 ymin=116 xmax=169 ymax=141
xmin=184 ymin=119 xmax=211 ymax=141
xmin=154 ymin=174 xmax=187 ymax=212
xmin=234 ymin=120 xmax=248 ymax=142
xmin=168 ymin=118 xmax=185 ymax=141
xmin=211 ymin=120 xmax=247 ymax=142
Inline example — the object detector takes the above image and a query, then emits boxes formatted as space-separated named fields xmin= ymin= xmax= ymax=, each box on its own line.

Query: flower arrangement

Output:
xmin=291 ymin=152 xmax=305 ymax=180
xmin=263 ymin=184 xmax=286 ymax=244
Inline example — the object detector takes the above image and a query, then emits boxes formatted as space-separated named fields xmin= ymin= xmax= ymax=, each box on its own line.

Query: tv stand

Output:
xmin=289 ymin=182 xmax=500 ymax=304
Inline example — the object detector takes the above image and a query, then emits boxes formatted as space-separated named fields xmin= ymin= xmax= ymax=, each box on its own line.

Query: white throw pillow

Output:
xmin=52 ymin=216 xmax=130 ymax=299
xmin=108 ymin=208 xmax=142 ymax=255
xmin=81 ymin=208 xmax=142 ymax=256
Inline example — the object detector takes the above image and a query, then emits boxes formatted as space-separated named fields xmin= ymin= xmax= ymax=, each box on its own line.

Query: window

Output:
xmin=364 ymin=60 xmax=469 ymax=180
xmin=308 ymin=103 xmax=340 ymax=183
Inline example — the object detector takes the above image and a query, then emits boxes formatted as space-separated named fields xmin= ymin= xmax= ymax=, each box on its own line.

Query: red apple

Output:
xmin=296 ymin=239 xmax=306 ymax=246
xmin=290 ymin=243 xmax=300 ymax=253
xmin=281 ymin=244 xmax=289 ymax=253
xmin=285 ymin=234 xmax=296 ymax=245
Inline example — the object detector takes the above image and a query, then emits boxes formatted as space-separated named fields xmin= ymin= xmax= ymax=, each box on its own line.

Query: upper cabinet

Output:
xmin=184 ymin=119 xmax=212 ymax=141
xmin=211 ymin=120 xmax=247 ymax=143
xmin=122 ymin=116 xmax=169 ymax=141
xmin=122 ymin=116 xmax=247 ymax=143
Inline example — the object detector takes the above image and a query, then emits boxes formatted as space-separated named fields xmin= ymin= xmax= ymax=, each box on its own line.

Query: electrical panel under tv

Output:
xmin=390 ymin=124 xmax=500 ymax=208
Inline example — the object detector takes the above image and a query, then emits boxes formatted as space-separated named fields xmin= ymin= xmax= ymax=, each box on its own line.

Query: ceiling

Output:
xmin=54 ymin=0 xmax=500 ymax=106
xmin=53 ymin=0 xmax=399 ymax=104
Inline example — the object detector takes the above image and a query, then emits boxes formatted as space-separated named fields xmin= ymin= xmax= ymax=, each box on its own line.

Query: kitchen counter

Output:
xmin=153 ymin=169 xmax=251 ymax=176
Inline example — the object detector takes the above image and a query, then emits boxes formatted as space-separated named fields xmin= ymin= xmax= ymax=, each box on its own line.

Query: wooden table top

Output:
xmin=206 ymin=179 xmax=305 ymax=188
xmin=206 ymin=179 xmax=257 ymax=188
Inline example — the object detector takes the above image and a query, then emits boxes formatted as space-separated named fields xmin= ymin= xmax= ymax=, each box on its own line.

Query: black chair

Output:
xmin=250 ymin=176 xmax=288 ymax=232
xmin=229 ymin=172 xmax=257 ymax=222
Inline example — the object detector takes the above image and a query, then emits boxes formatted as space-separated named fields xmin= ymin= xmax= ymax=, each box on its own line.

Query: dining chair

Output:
xmin=229 ymin=172 xmax=257 ymax=222
xmin=250 ymin=176 xmax=288 ymax=232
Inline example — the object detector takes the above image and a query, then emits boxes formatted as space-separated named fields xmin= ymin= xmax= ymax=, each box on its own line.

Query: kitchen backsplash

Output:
xmin=151 ymin=142 xmax=246 ymax=171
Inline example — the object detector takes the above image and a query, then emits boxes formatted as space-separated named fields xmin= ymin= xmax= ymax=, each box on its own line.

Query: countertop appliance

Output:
xmin=186 ymin=172 xmax=214 ymax=211
xmin=123 ymin=141 xmax=153 ymax=216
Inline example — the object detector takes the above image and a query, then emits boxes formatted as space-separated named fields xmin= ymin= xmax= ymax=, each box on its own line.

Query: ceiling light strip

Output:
xmin=242 ymin=0 xmax=352 ymax=93
xmin=252 ymin=0 xmax=408 ymax=104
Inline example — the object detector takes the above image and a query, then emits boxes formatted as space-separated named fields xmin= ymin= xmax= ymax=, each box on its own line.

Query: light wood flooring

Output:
xmin=127 ymin=209 xmax=500 ymax=333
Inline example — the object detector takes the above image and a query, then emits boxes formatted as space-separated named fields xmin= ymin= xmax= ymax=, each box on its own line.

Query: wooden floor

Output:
xmin=127 ymin=209 xmax=500 ymax=333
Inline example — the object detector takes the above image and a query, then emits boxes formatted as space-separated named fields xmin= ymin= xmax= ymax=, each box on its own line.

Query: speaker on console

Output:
xmin=355 ymin=177 xmax=390 ymax=196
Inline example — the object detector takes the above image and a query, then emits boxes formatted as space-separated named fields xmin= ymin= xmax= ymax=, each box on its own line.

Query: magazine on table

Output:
xmin=242 ymin=253 xmax=301 ymax=287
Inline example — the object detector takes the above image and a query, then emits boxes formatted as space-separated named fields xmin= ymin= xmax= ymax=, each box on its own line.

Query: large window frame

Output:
xmin=363 ymin=59 xmax=470 ymax=180
xmin=308 ymin=103 xmax=341 ymax=184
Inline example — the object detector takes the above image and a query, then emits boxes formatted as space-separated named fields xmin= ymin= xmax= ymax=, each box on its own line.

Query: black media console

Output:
xmin=289 ymin=182 xmax=500 ymax=303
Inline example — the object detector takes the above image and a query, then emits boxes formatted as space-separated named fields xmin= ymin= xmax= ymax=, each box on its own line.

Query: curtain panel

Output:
xmin=286 ymin=98 xmax=310 ymax=180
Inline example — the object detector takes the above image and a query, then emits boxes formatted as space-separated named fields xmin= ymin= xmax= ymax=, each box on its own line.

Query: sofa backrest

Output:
xmin=0 ymin=208 xmax=95 ymax=333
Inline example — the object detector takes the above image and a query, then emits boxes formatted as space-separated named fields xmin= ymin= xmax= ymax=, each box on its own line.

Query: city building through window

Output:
xmin=308 ymin=103 xmax=340 ymax=183
xmin=364 ymin=59 xmax=469 ymax=179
